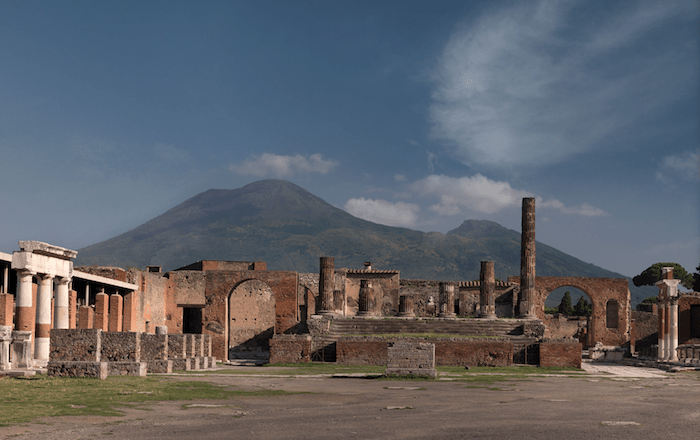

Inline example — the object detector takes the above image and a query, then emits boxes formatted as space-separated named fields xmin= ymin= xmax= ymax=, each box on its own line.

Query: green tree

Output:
xmin=558 ymin=291 xmax=574 ymax=316
xmin=633 ymin=262 xmax=693 ymax=290
xmin=693 ymin=263 xmax=700 ymax=292
xmin=574 ymin=296 xmax=592 ymax=316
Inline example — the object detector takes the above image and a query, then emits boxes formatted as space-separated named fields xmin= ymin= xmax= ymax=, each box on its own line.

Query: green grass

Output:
xmin=0 ymin=374 xmax=293 ymax=427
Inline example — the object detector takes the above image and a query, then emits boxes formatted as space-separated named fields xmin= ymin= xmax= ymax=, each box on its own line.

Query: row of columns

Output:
xmin=657 ymin=267 xmax=680 ymax=362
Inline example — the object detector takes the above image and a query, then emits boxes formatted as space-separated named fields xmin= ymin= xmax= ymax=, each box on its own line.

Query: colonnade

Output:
xmin=656 ymin=267 xmax=681 ymax=361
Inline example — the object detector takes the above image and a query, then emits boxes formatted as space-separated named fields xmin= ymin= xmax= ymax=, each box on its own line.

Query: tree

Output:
xmin=574 ymin=296 xmax=592 ymax=316
xmin=694 ymin=263 xmax=700 ymax=292
xmin=558 ymin=291 xmax=574 ymax=316
xmin=633 ymin=262 xmax=694 ymax=290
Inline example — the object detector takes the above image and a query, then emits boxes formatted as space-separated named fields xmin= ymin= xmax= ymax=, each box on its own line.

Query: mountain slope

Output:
xmin=75 ymin=179 xmax=655 ymax=305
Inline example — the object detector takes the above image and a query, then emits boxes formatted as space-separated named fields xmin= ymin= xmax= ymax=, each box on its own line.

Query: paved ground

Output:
xmin=2 ymin=364 xmax=699 ymax=440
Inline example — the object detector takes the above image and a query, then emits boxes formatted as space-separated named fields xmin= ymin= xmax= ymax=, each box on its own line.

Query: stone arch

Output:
xmin=542 ymin=286 xmax=593 ymax=345
xmin=532 ymin=276 xmax=630 ymax=347
xmin=226 ymin=279 xmax=275 ymax=361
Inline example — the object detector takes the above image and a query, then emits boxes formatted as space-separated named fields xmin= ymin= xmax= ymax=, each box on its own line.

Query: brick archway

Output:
xmin=534 ymin=277 xmax=630 ymax=346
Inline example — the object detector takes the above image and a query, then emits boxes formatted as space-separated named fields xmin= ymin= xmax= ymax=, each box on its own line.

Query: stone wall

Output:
xmin=269 ymin=335 xmax=311 ymax=363
xmin=101 ymin=331 xmax=140 ymax=362
xmin=543 ymin=315 xmax=587 ymax=340
xmin=49 ymin=329 xmax=102 ymax=361
xmin=539 ymin=342 xmax=582 ymax=368
xmin=337 ymin=340 xmax=388 ymax=366
xmin=631 ymin=311 xmax=658 ymax=349
xmin=386 ymin=341 xmax=437 ymax=378
xmin=679 ymin=295 xmax=700 ymax=344
xmin=140 ymin=333 xmax=167 ymax=360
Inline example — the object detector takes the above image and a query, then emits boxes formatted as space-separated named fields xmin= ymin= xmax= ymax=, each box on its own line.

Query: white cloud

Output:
xmin=429 ymin=0 xmax=698 ymax=167
xmin=344 ymin=198 xmax=420 ymax=228
xmin=656 ymin=150 xmax=700 ymax=183
xmin=230 ymin=153 xmax=338 ymax=178
xmin=410 ymin=174 xmax=607 ymax=217
xmin=394 ymin=174 xmax=406 ymax=182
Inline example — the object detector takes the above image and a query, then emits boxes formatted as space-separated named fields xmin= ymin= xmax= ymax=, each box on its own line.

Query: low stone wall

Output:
xmin=336 ymin=338 xmax=514 ymax=367
xmin=269 ymin=335 xmax=312 ymax=363
xmin=48 ymin=330 xmax=215 ymax=378
xmin=539 ymin=342 xmax=582 ymax=368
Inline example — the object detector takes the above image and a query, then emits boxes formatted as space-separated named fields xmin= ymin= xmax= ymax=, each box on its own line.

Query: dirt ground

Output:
xmin=2 ymin=364 xmax=699 ymax=440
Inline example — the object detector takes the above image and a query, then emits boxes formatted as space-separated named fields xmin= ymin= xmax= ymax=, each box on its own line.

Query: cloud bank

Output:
xmin=656 ymin=150 xmax=700 ymax=184
xmin=344 ymin=198 xmax=420 ymax=228
xmin=429 ymin=0 xmax=698 ymax=167
xmin=230 ymin=153 xmax=338 ymax=178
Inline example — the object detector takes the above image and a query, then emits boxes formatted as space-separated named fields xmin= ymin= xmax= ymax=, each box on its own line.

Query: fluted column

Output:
xmin=479 ymin=261 xmax=497 ymax=319
xmin=54 ymin=277 xmax=70 ymax=329
xmin=15 ymin=270 xmax=36 ymax=332
xmin=358 ymin=280 xmax=375 ymax=316
xmin=439 ymin=282 xmax=456 ymax=318
xmin=519 ymin=197 xmax=537 ymax=318
xmin=34 ymin=274 xmax=54 ymax=363
xmin=318 ymin=257 xmax=335 ymax=315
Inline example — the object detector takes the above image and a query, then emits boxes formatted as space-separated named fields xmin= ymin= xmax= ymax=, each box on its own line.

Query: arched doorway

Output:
xmin=227 ymin=279 xmax=275 ymax=361
xmin=543 ymin=286 xmax=593 ymax=347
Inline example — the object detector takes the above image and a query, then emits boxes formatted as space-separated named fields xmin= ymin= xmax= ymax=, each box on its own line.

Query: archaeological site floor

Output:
xmin=1 ymin=364 xmax=698 ymax=440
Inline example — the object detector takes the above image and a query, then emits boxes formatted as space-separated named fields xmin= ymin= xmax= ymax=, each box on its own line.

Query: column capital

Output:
xmin=56 ymin=276 xmax=71 ymax=286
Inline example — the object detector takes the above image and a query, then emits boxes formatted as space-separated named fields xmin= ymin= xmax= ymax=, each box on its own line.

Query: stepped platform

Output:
xmin=310 ymin=316 xmax=538 ymax=338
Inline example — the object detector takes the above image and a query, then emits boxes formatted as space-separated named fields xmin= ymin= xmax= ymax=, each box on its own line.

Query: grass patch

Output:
xmin=0 ymin=374 xmax=293 ymax=427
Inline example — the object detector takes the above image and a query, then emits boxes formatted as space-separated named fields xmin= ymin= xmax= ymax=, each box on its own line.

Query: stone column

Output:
xmin=398 ymin=295 xmax=415 ymax=317
xmin=669 ymin=299 xmax=679 ymax=361
xmin=358 ymin=280 xmax=375 ymax=316
xmin=54 ymin=277 xmax=70 ymax=329
xmin=519 ymin=197 xmax=537 ymax=318
xmin=69 ymin=289 xmax=77 ymax=329
xmin=2 ymin=265 xmax=7 ymax=294
xmin=658 ymin=302 xmax=665 ymax=360
xmin=0 ymin=325 xmax=11 ymax=370
xmin=479 ymin=261 xmax=497 ymax=319
xmin=34 ymin=274 xmax=54 ymax=364
xmin=664 ymin=304 xmax=671 ymax=360
xmin=439 ymin=282 xmax=456 ymax=318
xmin=15 ymin=270 xmax=35 ymax=332
xmin=84 ymin=284 xmax=90 ymax=306
xmin=123 ymin=291 xmax=138 ymax=332
xmin=318 ymin=257 xmax=335 ymax=315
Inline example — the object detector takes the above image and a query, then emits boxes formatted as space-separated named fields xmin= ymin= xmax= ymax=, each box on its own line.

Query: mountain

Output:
xmin=75 ymin=179 xmax=656 ymax=306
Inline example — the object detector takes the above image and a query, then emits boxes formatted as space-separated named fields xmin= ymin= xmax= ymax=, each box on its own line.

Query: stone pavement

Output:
xmin=2 ymin=365 xmax=699 ymax=440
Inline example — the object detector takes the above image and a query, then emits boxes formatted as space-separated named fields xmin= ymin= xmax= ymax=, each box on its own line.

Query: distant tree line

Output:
xmin=545 ymin=291 xmax=591 ymax=317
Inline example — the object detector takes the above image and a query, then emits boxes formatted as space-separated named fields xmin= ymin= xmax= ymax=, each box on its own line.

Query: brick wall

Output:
xmin=539 ymin=342 xmax=582 ymax=368
xmin=631 ymin=311 xmax=658 ymax=348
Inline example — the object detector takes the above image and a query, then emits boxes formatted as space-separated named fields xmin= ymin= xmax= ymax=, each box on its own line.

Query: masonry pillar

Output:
xmin=69 ymin=289 xmax=77 ymax=329
xmin=109 ymin=293 xmax=123 ymax=332
xmin=84 ymin=284 xmax=90 ymax=306
xmin=0 ymin=294 xmax=13 ymax=326
xmin=78 ymin=306 xmax=94 ymax=329
xmin=15 ymin=270 xmax=35 ymax=332
xmin=398 ymin=295 xmax=415 ymax=317
xmin=519 ymin=197 xmax=537 ymax=319
xmin=438 ymin=282 xmax=456 ymax=318
xmin=94 ymin=290 xmax=109 ymax=331
xmin=664 ymin=305 xmax=671 ymax=360
xmin=318 ymin=257 xmax=335 ymax=315
xmin=479 ymin=261 xmax=497 ymax=319
xmin=54 ymin=277 xmax=70 ymax=329
xmin=34 ymin=274 xmax=54 ymax=364
xmin=2 ymin=265 xmax=7 ymax=294
xmin=358 ymin=280 xmax=375 ymax=316
xmin=0 ymin=325 xmax=11 ymax=370
xmin=123 ymin=290 xmax=138 ymax=332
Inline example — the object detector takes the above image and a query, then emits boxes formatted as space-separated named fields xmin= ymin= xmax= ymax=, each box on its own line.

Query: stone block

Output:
xmin=147 ymin=360 xmax=173 ymax=374
xmin=107 ymin=361 xmax=147 ymax=377
xmin=167 ymin=334 xmax=186 ymax=359
xmin=171 ymin=358 xmax=191 ymax=371
xmin=50 ymin=329 xmax=102 ymax=362
xmin=12 ymin=331 xmax=33 ymax=369
xmin=386 ymin=341 xmax=437 ymax=378
xmin=47 ymin=361 xmax=108 ymax=379
xmin=101 ymin=332 xmax=140 ymax=362
xmin=140 ymin=333 xmax=167 ymax=360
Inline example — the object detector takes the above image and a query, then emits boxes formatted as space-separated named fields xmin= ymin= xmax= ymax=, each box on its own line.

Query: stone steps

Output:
xmin=326 ymin=318 xmax=525 ymax=338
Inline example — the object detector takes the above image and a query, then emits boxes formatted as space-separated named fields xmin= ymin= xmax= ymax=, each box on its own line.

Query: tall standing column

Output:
xmin=479 ymin=261 xmax=497 ymax=319
xmin=439 ymin=282 xmax=456 ymax=318
xmin=318 ymin=257 xmax=335 ymax=315
xmin=658 ymin=303 xmax=666 ymax=360
xmin=519 ymin=197 xmax=537 ymax=319
xmin=2 ymin=265 xmax=7 ymax=294
xmin=664 ymin=304 xmax=671 ymax=360
xmin=54 ymin=277 xmax=70 ymax=329
xmin=34 ymin=274 xmax=54 ymax=363
xmin=669 ymin=299 xmax=679 ymax=361
xmin=15 ymin=270 xmax=35 ymax=332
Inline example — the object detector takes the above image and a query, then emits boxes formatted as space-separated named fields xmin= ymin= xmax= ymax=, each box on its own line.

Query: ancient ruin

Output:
xmin=1 ymin=197 xmax=696 ymax=376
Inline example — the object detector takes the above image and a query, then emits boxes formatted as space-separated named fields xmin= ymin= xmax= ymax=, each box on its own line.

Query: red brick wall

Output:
xmin=0 ymin=293 xmax=13 ymax=327
xmin=679 ymin=296 xmax=700 ymax=344
xmin=539 ymin=342 xmax=582 ymax=368
xmin=337 ymin=340 xmax=388 ymax=365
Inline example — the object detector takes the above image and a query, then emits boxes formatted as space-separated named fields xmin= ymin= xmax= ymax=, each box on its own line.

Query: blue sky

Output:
xmin=1 ymin=0 xmax=698 ymax=279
